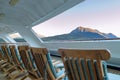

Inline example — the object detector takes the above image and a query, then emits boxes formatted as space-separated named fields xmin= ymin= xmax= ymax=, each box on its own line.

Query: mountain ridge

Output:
xmin=41 ymin=26 xmax=118 ymax=41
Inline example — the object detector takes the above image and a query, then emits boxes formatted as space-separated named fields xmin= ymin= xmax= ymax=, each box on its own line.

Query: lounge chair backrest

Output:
xmin=18 ymin=46 xmax=39 ymax=78
xmin=9 ymin=45 xmax=20 ymax=65
xmin=9 ymin=45 xmax=24 ymax=70
xmin=18 ymin=46 xmax=33 ymax=71
xmin=30 ymin=47 xmax=56 ymax=80
xmin=59 ymin=49 xmax=110 ymax=80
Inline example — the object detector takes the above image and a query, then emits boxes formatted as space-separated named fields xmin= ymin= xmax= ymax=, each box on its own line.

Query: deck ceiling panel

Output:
xmin=0 ymin=23 xmax=15 ymax=34
xmin=0 ymin=0 xmax=84 ymax=34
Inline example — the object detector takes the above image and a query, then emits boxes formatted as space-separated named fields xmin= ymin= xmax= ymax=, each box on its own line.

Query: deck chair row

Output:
xmin=0 ymin=44 xmax=111 ymax=80
xmin=0 ymin=45 xmax=65 ymax=80
xmin=0 ymin=45 xmax=29 ymax=80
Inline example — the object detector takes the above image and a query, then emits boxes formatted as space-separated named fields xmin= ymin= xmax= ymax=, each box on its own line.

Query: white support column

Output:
xmin=0 ymin=34 xmax=16 ymax=43
xmin=14 ymin=27 xmax=45 ymax=47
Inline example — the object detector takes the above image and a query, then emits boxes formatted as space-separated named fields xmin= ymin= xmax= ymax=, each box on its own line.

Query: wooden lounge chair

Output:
xmin=1 ymin=45 xmax=11 ymax=63
xmin=0 ymin=45 xmax=10 ymax=66
xmin=18 ymin=45 xmax=41 ymax=80
xmin=7 ymin=45 xmax=28 ymax=79
xmin=0 ymin=45 xmax=16 ymax=73
xmin=9 ymin=45 xmax=24 ymax=71
xmin=0 ymin=44 xmax=14 ymax=70
xmin=58 ymin=49 xmax=111 ymax=80
xmin=0 ymin=47 xmax=8 ymax=64
xmin=30 ymin=47 xmax=65 ymax=80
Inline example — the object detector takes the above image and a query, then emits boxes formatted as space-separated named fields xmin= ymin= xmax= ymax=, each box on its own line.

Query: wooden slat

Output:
xmin=38 ymin=54 xmax=44 ymax=76
xmin=0 ymin=51 xmax=3 ymax=59
xmin=78 ymin=58 xmax=85 ymax=80
xmin=97 ymin=59 xmax=104 ymax=80
xmin=59 ymin=49 xmax=110 ymax=60
xmin=68 ymin=57 xmax=75 ymax=80
xmin=25 ymin=50 xmax=34 ymax=71
xmin=72 ymin=58 xmax=80 ymax=80
xmin=91 ymin=59 xmax=97 ymax=80
xmin=84 ymin=58 xmax=91 ymax=80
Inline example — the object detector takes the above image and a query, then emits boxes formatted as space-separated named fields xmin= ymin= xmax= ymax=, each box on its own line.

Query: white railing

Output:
xmin=43 ymin=39 xmax=120 ymax=67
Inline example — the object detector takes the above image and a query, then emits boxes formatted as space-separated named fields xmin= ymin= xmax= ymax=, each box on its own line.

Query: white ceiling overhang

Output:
xmin=0 ymin=0 xmax=84 ymax=34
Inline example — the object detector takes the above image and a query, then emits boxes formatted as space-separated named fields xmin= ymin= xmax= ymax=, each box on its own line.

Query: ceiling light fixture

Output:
xmin=9 ymin=0 xmax=19 ymax=6
xmin=0 ymin=13 xmax=5 ymax=17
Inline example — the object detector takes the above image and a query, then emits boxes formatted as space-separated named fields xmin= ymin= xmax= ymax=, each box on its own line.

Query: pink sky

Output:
xmin=33 ymin=0 xmax=120 ymax=37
